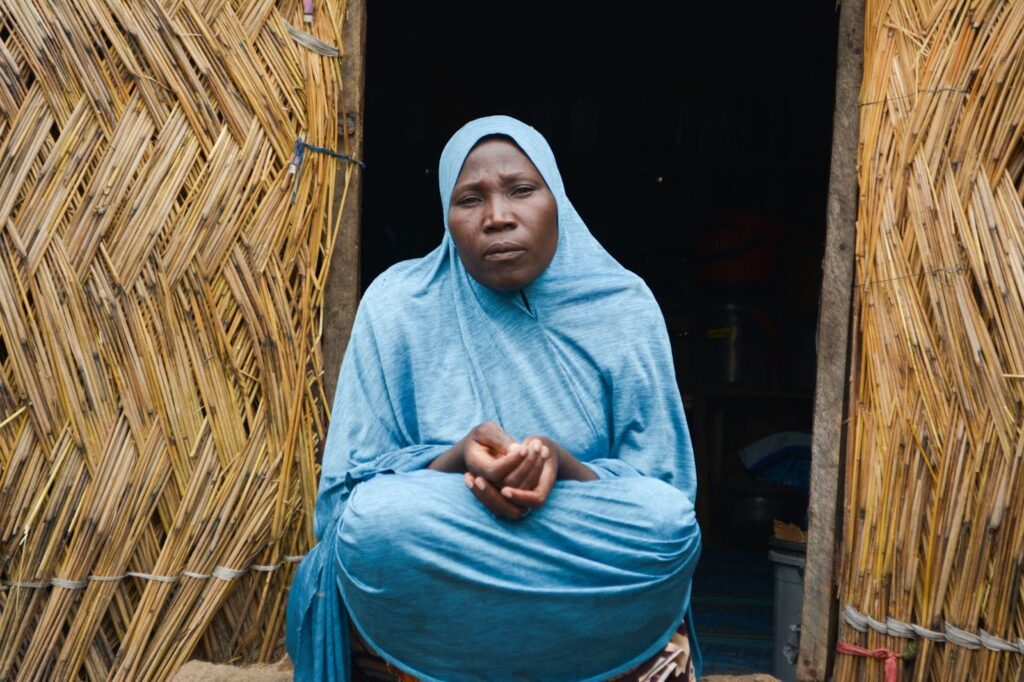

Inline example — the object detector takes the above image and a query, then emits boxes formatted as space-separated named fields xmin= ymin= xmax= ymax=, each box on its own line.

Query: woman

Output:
xmin=286 ymin=116 xmax=702 ymax=681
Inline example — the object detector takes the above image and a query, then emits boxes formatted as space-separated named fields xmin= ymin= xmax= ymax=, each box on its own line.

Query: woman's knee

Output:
xmin=336 ymin=472 xmax=465 ymax=561
xmin=342 ymin=475 xmax=423 ymax=538
xmin=627 ymin=477 xmax=699 ymax=544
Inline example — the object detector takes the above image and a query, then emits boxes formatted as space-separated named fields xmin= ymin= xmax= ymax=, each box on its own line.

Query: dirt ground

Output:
xmin=170 ymin=659 xmax=780 ymax=682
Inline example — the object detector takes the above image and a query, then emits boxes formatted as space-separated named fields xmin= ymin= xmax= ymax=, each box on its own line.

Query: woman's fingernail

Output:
xmin=502 ymin=488 xmax=513 ymax=498
xmin=475 ymin=477 xmax=486 ymax=491
xmin=541 ymin=446 xmax=551 ymax=459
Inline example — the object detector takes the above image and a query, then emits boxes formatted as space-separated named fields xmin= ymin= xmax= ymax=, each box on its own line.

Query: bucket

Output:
xmin=768 ymin=540 xmax=806 ymax=682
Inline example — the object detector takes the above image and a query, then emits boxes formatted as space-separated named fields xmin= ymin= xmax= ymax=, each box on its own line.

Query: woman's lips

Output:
xmin=483 ymin=242 xmax=526 ymax=261
xmin=484 ymin=249 xmax=525 ymax=262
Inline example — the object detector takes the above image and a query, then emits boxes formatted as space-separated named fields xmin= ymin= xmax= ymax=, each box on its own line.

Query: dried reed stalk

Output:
xmin=836 ymin=0 xmax=1024 ymax=680
xmin=0 ymin=0 xmax=349 ymax=678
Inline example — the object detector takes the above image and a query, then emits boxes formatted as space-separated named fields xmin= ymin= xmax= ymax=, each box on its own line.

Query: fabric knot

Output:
xmin=836 ymin=641 xmax=902 ymax=682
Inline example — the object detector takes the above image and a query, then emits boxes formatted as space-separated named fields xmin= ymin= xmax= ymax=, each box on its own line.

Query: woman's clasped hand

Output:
xmin=461 ymin=422 xmax=559 ymax=520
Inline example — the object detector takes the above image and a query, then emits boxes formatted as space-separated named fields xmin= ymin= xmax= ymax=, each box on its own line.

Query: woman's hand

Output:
xmin=462 ymin=422 xmax=520 ymax=482
xmin=426 ymin=421 xmax=522 ymax=480
xmin=498 ymin=437 xmax=558 ymax=510
xmin=438 ymin=424 xmax=598 ymax=519
xmin=468 ymin=437 xmax=555 ymax=518
xmin=499 ymin=435 xmax=599 ymax=511
xmin=461 ymin=422 xmax=535 ymax=520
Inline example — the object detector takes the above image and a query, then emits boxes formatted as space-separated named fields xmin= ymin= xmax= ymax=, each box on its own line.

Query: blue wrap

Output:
xmin=286 ymin=116 xmax=702 ymax=681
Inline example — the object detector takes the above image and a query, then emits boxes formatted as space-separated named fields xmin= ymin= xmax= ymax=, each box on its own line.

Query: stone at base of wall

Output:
xmin=170 ymin=658 xmax=293 ymax=682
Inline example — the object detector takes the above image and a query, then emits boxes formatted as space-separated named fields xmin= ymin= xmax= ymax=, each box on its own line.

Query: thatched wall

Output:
xmin=836 ymin=0 xmax=1024 ymax=680
xmin=0 ymin=1 xmax=351 ymax=678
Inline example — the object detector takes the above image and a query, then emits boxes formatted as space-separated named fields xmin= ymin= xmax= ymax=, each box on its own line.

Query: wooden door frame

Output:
xmin=798 ymin=0 xmax=865 ymax=679
xmin=323 ymin=0 xmax=366 ymax=406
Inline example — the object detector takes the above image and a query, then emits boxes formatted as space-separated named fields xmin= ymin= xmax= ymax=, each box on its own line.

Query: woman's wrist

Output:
xmin=427 ymin=437 xmax=468 ymax=473
xmin=543 ymin=437 xmax=597 ymax=482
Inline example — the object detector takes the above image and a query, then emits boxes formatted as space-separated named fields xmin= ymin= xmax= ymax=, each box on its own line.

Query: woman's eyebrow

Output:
xmin=453 ymin=172 xmax=541 ymax=194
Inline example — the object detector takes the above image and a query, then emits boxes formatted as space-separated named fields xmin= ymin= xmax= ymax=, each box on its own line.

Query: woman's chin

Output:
xmin=473 ymin=267 xmax=535 ymax=292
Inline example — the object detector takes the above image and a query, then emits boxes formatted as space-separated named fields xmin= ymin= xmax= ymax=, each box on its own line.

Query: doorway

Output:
xmin=360 ymin=3 xmax=839 ymax=675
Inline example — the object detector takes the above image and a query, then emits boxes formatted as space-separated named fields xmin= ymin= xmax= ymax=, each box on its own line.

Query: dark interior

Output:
xmin=361 ymin=1 xmax=838 ymax=539
xmin=360 ymin=3 xmax=838 ymax=671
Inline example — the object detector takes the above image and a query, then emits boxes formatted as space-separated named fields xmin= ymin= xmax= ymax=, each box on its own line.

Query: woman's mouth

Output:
xmin=483 ymin=242 xmax=526 ymax=261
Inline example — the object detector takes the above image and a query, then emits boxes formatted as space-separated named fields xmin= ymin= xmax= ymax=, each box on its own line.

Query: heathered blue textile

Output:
xmin=286 ymin=116 xmax=702 ymax=681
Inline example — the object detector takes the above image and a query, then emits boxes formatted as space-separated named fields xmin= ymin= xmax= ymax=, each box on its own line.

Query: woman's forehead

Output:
xmin=455 ymin=138 xmax=545 ymax=185
xmin=439 ymin=117 xmax=566 ymax=220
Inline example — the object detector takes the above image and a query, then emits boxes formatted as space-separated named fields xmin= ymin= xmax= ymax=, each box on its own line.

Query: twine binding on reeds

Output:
xmin=843 ymin=605 xmax=1024 ymax=654
xmin=1 ymin=556 xmax=306 ymax=591
xmin=858 ymin=86 xmax=970 ymax=108
xmin=290 ymin=136 xmax=364 ymax=203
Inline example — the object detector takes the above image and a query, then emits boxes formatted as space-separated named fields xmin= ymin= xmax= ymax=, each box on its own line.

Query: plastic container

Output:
xmin=768 ymin=541 xmax=806 ymax=682
xmin=692 ymin=302 xmax=776 ymax=389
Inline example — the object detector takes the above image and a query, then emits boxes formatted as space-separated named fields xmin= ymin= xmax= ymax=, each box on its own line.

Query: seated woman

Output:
xmin=286 ymin=116 xmax=703 ymax=681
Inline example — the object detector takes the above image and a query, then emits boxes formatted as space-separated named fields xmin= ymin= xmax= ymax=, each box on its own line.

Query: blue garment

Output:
xmin=286 ymin=116 xmax=702 ymax=681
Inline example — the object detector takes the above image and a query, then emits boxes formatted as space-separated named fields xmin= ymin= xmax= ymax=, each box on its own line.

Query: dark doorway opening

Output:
xmin=361 ymin=2 xmax=839 ymax=675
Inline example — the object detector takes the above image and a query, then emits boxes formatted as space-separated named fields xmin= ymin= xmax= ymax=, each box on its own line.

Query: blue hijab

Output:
xmin=287 ymin=115 xmax=701 ymax=681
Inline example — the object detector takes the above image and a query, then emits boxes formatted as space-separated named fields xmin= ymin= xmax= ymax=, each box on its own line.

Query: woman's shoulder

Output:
xmin=589 ymin=268 xmax=668 ymax=335
xmin=361 ymin=246 xmax=447 ymax=305
xmin=356 ymin=250 xmax=450 ymax=337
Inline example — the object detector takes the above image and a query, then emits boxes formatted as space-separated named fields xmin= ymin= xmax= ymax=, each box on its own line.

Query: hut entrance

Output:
xmin=359 ymin=1 xmax=839 ymax=675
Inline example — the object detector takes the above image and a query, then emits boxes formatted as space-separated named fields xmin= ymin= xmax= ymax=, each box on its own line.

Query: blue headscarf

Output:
xmin=287 ymin=115 xmax=701 ymax=681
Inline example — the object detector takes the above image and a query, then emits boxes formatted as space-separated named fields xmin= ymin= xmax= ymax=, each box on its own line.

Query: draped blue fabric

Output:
xmin=286 ymin=116 xmax=702 ymax=681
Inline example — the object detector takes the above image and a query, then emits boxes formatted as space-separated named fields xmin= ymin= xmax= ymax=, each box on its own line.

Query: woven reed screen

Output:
xmin=836 ymin=0 xmax=1024 ymax=680
xmin=0 ymin=1 xmax=351 ymax=679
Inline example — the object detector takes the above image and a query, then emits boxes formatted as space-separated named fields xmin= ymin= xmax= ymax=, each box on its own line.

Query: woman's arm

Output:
xmin=426 ymin=437 xmax=467 ymax=473
xmin=544 ymin=437 xmax=598 ymax=482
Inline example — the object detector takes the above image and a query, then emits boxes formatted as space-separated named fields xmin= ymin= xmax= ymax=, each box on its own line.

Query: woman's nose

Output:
xmin=483 ymin=195 xmax=515 ymax=231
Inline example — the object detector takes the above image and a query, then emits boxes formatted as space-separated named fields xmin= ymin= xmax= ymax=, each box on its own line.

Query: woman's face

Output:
xmin=448 ymin=138 xmax=558 ymax=292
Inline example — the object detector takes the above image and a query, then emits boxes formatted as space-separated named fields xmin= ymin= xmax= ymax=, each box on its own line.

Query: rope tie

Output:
xmin=211 ymin=566 xmax=246 ymax=581
xmin=843 ymin=604 xmax=1024 ymax=653
xmin=836 ymin=642 xmax=902 ymax=682
xmin=1 ymin=554 xmax=307 ymax=590
xmin=289 ymin=137 xmax=365 ymax=204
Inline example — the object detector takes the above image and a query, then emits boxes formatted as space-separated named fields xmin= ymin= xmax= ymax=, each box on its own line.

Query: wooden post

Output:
xmin=797 ymin=0 xmax=865 ymax=679
xmin=323 ymin=0 xmax=366 ymax=407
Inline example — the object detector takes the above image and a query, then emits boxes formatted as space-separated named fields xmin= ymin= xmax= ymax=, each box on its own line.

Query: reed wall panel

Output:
xmin=836 ymin=0 xmax=1024 ymax=680
xmin=0 ymin=1 xmax=350 ymax=678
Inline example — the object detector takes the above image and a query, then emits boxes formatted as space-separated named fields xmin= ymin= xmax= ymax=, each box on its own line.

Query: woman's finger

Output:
xmin=509 ymin=439 xmax=550 ymax=491
xmin=502 ymin=460 xmax=557 ymax=508
xmin=476 ymin=422 xmax=515 ymax=452
xmin=467 ymin=448 xmax=521 ymax=482
xmin=500 ymin=448 xmax=539 ymax=488
xmin=500 ymin=486 xmax=543 ymax=508
xmin=516 ymin=453 xmax=545 ymax=491
xmin=470 ymin=476 xmax=526 ymax=519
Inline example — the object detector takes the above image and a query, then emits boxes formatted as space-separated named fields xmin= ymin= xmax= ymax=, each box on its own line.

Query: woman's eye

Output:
xmin=457 ymin=196 xmax=481 ymax=206
xmin=512 ymin=186 xmax=535 ymax=196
